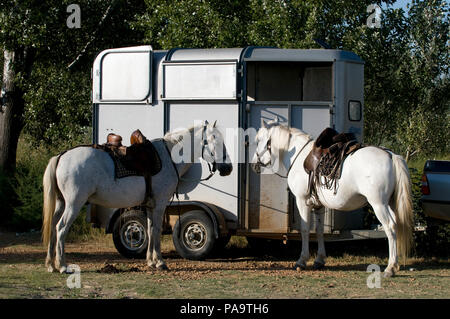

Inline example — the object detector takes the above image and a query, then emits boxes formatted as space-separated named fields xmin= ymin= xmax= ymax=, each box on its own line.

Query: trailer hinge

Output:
xmin=329 ymin=104 xmax=335 ymax=115
xmin=237 ymin=67 xmax=244 ymax=76
xmin=329 ymin=104 xmax=335 ymax=128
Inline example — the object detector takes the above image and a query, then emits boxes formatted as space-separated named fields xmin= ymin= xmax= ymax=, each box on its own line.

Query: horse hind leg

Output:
xmin=45 ymin=198 xmax=65 ymax=272
xmin=370 ymin=202 xmax=398 ymax=277
xmin=54 ymin=197 xmax=85 ymax=273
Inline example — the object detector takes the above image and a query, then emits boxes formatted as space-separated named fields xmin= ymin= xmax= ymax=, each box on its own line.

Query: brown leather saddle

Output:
xmin=93 ymin=130 xmax=162 ymax=208
xmin=96 ymin=130 xmax=162 ymax=178
xmin=304 ymin=127 xmax=363 ymax=207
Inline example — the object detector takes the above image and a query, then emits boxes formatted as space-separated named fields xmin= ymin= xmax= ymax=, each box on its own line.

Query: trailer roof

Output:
xmin=167 ymin=48 xmax=243 ymax=61
xmin=243 ymin=47 xmax=364 ymax=63
xmin=165 ymin=47 xmax=363 ymax=64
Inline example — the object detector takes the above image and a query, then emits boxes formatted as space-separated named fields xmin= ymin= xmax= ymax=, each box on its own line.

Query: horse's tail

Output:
xmin=42 ymin=155 xmax=61 ymax=247
xmin=390 ymin=153 xmax=414 ymax=263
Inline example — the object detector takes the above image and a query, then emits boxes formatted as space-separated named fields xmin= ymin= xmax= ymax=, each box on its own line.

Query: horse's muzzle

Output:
xmin=217 ymin=163 xmax=233 ymax=176
xmin=251 ymin=162 xmax=262 ymax=174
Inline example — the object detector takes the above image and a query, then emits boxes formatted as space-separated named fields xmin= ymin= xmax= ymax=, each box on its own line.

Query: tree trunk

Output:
xmin=0 ymin=48 xmax=32 ymax=172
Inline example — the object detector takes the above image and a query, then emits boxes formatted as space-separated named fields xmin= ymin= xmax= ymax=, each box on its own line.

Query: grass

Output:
xmin=0 ymin=233 xmax=448 ymax=299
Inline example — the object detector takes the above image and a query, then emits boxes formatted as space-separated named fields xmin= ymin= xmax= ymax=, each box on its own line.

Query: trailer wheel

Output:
xmin=172 ymin=210 xmax=216 ymax=260
xmin=112 ymin=209 xmax=147 ymax=259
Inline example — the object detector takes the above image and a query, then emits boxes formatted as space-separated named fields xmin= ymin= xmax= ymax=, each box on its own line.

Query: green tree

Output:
xmin=396 ymin=0 xmax=449 ymax=160
xmin=353 ymin=0 xmax=449 ymax=159
xmin=0 ymin=0 xmax=145 ymax=171
xmin=135 ymin=0 xmax=251 ymax=49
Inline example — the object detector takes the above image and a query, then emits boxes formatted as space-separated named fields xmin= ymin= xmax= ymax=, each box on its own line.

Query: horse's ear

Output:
xmin=213 ymin=120 xmax=217 ymax=128
xmin=205 ymin=120 xmax=209 ymax=125
xmin=261 ymin=118 xmax=267 ymax=128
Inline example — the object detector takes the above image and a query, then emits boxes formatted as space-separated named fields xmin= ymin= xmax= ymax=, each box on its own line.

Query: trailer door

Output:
xmin=244 ymin=61 xmax=333 ymax=235
xmin=92 ymin=45 xmax=161 ymax=145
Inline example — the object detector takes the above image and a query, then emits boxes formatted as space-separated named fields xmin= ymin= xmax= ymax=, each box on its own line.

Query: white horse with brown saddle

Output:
xmin=252 ymin=119 xmax=413 ymax=277
xmin=42 ymin=121 xmax=232 ymax=273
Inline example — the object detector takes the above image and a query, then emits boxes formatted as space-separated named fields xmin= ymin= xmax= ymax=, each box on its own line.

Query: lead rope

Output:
xmin=163 ymin=125 xmax=216 ymax=241
xmin=274 ymin=138 xmax=313 ymax=179
xmin=162 ymin=140 xmax=183 ymax=239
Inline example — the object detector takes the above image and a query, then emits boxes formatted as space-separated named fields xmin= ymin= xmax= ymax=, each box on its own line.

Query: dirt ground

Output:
xmin=0 ymin=230 xmax=448 ymax=299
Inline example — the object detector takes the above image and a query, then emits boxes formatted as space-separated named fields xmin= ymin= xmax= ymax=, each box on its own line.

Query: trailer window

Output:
xmin=246 ymin=62 xmax=332 ymax=102
xmin=348 ymin=100 xmax=362 ymax=121
xmin=163 ymin=61 xmax=237 ymax=100
xmin=100 ymin=51 xmax=151 ymax=101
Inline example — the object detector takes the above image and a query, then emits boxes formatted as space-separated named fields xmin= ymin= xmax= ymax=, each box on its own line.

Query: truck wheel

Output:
xmin=172 ymin=210 xmax=216 ymax=260
xmin=112 ymin=210 xmax=148 ymax=259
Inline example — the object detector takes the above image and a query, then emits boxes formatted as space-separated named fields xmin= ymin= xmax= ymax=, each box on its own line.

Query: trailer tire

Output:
xmin=172 ymin=210 xmax=216 ymax=260
xmin=112 ymin=210 xmax=147 ymax=259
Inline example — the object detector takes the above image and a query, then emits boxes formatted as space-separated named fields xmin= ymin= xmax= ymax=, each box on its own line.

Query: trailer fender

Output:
xmin=166 ymin=201 xmax=228 ymax=239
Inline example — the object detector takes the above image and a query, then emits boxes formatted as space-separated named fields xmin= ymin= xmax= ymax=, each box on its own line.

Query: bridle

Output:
xmin=255 ymin=138 xmax=272 ymax=168
xmin=255 ymin=135 xmax=313 ymax=179
xmin=199 ymin=123 xmax=217 ymax=181
xmin=180 ymin=121 xmax=227 ymax=182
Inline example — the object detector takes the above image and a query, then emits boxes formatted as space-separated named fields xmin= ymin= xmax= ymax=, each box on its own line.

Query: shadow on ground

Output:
xmin=1 ymin=231 xmax=448 ymax=273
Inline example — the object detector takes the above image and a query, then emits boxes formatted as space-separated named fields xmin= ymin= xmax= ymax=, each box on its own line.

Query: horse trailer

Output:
xmin=88 ymin=45 xmax=385 ymax=259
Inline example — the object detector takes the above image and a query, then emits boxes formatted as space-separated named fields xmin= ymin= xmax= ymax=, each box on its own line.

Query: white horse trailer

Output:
xmin=89 ymin=45 xmax=385 ymax=259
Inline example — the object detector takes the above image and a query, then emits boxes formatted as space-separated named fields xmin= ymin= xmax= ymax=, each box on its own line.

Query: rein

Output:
xmin=163 ymin=123 xmax=218 ymax=190
xmin=163 ymin=124 xmax=217 ymax=239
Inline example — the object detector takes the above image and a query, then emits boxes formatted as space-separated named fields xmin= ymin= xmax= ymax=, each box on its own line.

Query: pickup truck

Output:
xmin=420 ymin=160 xmax=450 ymax=222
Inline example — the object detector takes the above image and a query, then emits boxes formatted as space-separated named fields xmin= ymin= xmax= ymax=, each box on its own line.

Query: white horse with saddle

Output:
xmin=252 ymin=119 xmax=413 ymax=277
xmin=42 ymin=121 xmax=232 ymax=273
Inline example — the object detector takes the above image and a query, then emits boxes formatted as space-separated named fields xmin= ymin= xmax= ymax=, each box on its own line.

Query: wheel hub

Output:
xmin=184 ymin=223 xmax=207 ymax=250
xmin=120 ymin=221 xmax=146 ymax=251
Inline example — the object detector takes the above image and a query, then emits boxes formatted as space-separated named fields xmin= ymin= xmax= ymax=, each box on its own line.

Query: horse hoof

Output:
xmin=294 ymin=263 xmax=306 ymax=271
xmin=59 ymin=266 xmax=68 ymax=274
xmin=383 ymin=270 xmax=395 ymax=278
xmin=47 ymin=265 xmax=56 ymax=273
xmin=156 ymin=264 xmax=169 ymax=271
xmin=313 ymin=262 xmax=325 ymax=270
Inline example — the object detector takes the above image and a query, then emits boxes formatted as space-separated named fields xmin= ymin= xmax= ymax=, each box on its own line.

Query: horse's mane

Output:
xmin=269 ymin=124 xmax=311 ymax=152
xmin=163 ymin=125 xmax=196 ymax=144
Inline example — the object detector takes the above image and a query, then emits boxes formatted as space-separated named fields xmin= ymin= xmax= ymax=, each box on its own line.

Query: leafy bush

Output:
xmin=1 ymin=135 xmax=96 ymax=238
xmin=0 ymin=169 xmax=16 ymax=227
xmin=9 ymin=150 xmax=48 ymax=231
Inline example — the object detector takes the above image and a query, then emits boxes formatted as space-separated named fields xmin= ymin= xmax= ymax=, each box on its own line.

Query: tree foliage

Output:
xmin=0 ymin=0 xmax=145 ymax=145
xmin=0 ymin=0 xmax=448 ymax=154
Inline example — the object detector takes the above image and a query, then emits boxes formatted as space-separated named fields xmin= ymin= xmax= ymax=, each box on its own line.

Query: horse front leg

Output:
xmin=295 ymin=198 xmax=312 ymax=270
xmin=145 ymin=208 xmax=155 ymax=268
xmin=151 ymin=205 xmax=168 ymax=270
xmin=313 ymin=208 xmax=327 ymax=270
